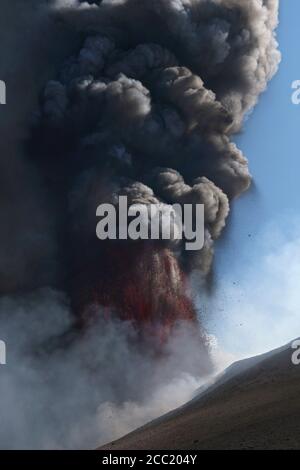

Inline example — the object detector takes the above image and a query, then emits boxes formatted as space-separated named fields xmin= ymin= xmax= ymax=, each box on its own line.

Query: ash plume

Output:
xmin=32 ymin=0 xmax=280 ymax=328
xmin=0 ymin=0 xmax=280 ymax=449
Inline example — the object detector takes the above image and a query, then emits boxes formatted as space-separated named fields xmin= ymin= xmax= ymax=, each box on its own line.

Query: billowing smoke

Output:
xmin=0 ymin=290 xmax=212 ymax=448
xmin=29 ymin=0 xmax=280 ymax=335
xmin=0 ymin=0 xmax=280 ymax=449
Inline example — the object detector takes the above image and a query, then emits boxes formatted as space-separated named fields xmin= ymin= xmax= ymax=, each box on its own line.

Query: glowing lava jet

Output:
xmin=72 ymin=241 xmax=197 ymax=343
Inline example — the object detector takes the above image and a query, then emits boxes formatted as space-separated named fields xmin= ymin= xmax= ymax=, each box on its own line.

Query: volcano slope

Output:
xmin=100 ymin=340 xmax=300 ymax=450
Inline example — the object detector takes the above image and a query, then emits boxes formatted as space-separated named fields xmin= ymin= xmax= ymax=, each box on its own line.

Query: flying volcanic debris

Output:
xmin=30 ymin=0 xmax=280 ymax=341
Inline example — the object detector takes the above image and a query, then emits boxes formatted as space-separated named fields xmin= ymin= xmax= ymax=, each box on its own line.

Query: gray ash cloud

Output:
xmin=35 ymin=0 xmax=280 ymax=275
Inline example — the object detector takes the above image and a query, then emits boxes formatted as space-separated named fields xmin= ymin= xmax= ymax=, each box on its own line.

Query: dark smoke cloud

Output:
xmin=36 ymin=0 xmax=280 ymax=275
xmin=0 ymin=0 xmax=280 ymax=448
xmin=0 ymin=0 xmax=76 ymax=293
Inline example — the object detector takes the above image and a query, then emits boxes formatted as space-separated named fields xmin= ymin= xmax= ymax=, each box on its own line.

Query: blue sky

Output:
xmin=202 ymin=0 xmax=300 ymax=359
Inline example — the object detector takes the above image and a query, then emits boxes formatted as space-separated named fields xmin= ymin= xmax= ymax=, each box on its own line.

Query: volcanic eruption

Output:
xmin=30 ymin=0 xmax=280 ymax=342
xmin=0 ymin=0 xmax=281 ymax=449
